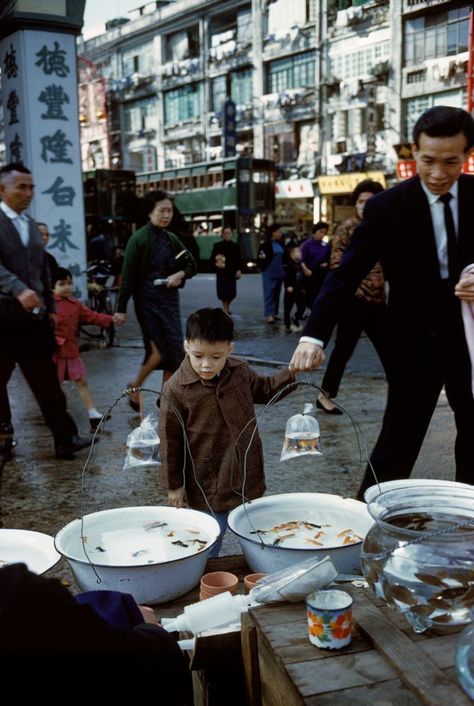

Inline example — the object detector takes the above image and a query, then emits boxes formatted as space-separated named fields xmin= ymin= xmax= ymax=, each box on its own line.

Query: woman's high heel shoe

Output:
xmin=316 ymin=397 xmax=343 ymax=415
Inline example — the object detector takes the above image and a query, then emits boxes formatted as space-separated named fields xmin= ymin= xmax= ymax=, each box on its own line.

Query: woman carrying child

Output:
xmin=52 ymin=267 xmax=123 ymax=431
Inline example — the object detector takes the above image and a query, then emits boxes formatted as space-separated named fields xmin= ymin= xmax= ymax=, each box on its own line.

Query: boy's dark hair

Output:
xmin=144 ymin=189 xmax=173 ymax=217
xmin=0 ymin=162 xmax=31 ymax=177
xmin=186 ymin=308 xmax=234 ymax=343
xmin=413 ymin=106 xmax=474 ymax=151
xmin=352 ymin=179 xmax=384 ymax=205
xmin=312 ymin=221 xmax=329 ymax=234
xmin=52 ymin=267 xmax=72 ymax=288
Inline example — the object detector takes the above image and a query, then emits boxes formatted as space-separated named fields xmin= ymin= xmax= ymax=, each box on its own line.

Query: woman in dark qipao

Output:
xmin=116 ymin=190 xmax=197 ymax=407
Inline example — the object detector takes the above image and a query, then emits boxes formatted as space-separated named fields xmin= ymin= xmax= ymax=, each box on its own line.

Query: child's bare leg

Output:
xmin=76 ymin=377 xmax=96 ymax=412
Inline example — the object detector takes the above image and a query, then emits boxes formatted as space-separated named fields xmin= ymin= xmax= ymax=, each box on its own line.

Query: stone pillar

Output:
xmin=0 ymin=1 xmax=88 ymax=299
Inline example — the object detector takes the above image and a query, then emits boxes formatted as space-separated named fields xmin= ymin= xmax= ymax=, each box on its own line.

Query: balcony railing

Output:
xmin=403 ymin=0 xmax=448 ymax=10
xmin=161 ymin=58 xmax=201 ymax=85
xmin=263 ymin=24 xmax=315 ymax=57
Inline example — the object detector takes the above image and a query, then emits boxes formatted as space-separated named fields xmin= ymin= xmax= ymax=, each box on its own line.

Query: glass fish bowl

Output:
xmin=361 ymin=486 xmax=474 ymax=633
xmin=456 ymin=608 xmax=474 ymax=699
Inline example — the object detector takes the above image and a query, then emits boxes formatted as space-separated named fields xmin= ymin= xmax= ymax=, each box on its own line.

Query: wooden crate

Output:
xmin=242 ymin=583 xmax=471 ymax=706
xmin=156 ymin=555 xmax=250 ymax=706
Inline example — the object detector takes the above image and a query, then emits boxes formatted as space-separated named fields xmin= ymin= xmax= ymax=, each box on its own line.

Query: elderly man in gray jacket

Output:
xmin=0 ymin=163 xmax=90 ymax=460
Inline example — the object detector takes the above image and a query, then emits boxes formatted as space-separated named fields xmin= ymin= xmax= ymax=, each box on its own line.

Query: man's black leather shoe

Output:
xmin=55 ymin=434 xmax=95 ymax=460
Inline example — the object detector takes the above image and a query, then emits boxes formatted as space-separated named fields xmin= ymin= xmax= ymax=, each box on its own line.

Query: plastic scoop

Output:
xmin=249 ymin=555 xmax=338 ymax=603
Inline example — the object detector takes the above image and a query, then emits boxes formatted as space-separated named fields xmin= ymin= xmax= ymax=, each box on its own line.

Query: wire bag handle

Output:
xmin=77 ymin=385 xmax=215 ymax=584
xmin=234 ymin=378 xmax=380 ymax=550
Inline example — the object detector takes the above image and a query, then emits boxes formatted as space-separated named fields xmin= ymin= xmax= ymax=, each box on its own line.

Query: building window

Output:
xmin=164 ymin=84 xmax=202 ymax=125
xmin=232 ymin=68 xmax=253 ymax=105
xmin=165 ymin=28 xmax=199 ymax=62
xmin=266 ymin=51 xmax=315 ymax=93
xmin=211 ymin=76 xmax=227 ymax=112
xmin=332 ymin=42 xmax=389 ymax=79
xmin=124 ymin=97 xmax=157 ymax=133
xmin=404 ymin=5 xmax=469 ymax=67
xmin=403 ymin=90 xmax=465 ymax=140
xmin=122 ymin=42 xmax=154 ymax=77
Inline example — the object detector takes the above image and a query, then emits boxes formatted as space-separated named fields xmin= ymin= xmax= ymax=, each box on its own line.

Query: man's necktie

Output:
xmin=438 ymin=192 xmax=459 ymax=284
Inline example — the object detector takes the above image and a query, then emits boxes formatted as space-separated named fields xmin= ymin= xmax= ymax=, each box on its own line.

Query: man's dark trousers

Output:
xmin=0 ymin=318 xmax=77 ymax=446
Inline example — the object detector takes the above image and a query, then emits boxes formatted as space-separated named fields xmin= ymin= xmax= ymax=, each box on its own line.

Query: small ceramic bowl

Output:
xmin=200 ymin=571 xmax=239 ymax=597
xmin=244 ymin=572 xmax=268 ymax=593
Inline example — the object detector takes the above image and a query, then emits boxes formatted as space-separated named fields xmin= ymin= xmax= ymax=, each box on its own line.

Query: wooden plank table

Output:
xmin=242 ymin=583 xmax=470 ymax=706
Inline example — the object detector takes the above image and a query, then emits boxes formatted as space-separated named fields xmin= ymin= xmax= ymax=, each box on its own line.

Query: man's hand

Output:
xmin=48 ymin=313 xmax=57 ymax=326
xmin=455 ymin=271 xmax=474 ymax=302
xmin=114 ymin=312 xmax=127 ymax=326
xmin=168 ymin=486 xmax=187 ymax=508
xmin=301 ymin=263 xmax=312 ymax=277
xmin=286 ymin=286 xmax=294 ymax=293
xmin=167 ymin=271 xmax=185 ymax=288
xmin=289 ymin=342 xmax=325 ymax=372
xmin=16 ymin=288 xmax=40 ymax=311
xmin=235 ymin=270 xmax=242 ymax=280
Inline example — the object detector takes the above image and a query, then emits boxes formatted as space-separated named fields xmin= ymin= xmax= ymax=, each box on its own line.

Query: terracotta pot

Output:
xmin=200 ymin=571 xmax=238 ymax=597
xmin=244 ymin=572 xmax=268 ymax=593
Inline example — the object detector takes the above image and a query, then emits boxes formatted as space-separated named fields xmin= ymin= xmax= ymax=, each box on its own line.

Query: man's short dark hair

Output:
xmin=0 ymin=163 xmax=31 ymax=180
xmin=413 ymin=106 xmax=474 ymax=151
xmin=52 ymin=267 xmax=72 ymax=288
xmin=352 ymin=179 xmax=384 ymax=205
xmin=186 ymin=308 xmax=234 ymax=343
xmin=312 ymin=221 xmax=329 ymax=234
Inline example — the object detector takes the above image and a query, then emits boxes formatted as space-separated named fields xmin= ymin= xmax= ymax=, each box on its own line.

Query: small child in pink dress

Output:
xmin=52 ymin=267 xmax=122 ymax=431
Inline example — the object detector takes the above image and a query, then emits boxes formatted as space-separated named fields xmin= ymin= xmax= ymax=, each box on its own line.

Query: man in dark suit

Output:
xmin=0 ymin=163 xmax=91 ymax=459
xmin=290 ymin=106 xmax=474 ymax=498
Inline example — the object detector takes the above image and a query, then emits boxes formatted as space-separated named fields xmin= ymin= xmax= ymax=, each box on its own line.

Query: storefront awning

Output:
xmin=275 ymin=179 xmax=314 ymax=199
xmin=317 ymin=172 xmax=386 ymax=195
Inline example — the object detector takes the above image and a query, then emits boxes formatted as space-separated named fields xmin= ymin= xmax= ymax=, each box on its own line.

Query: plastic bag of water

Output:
xmin=123 ymin=413 xmax=161 ymax=469
xmin=281 ymin=403 xmax=321 ymax=461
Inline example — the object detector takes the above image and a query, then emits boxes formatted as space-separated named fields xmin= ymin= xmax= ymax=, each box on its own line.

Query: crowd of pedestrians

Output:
xmin=1 ymin=105 xmax=474 ymax=663
xmin=2 ymin=106 xmax=474 ymax=496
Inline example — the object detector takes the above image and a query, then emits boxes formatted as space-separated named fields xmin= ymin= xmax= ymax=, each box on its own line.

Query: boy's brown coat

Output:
xmin=159 ymin=356 xmax=293 ymax=512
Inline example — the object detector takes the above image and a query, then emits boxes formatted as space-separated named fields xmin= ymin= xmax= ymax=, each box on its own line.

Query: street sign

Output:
xmin=223 ymin=98 xmax=236 ymax=158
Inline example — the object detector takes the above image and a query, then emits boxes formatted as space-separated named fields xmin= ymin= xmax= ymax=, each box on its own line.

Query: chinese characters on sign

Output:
xmin=223 ymin=99 xmax=237 ymax=158
xmin=35 ymin=41 xmax=70 ymax=77
xmin=0 ymin=30 xmax=87 ymax=297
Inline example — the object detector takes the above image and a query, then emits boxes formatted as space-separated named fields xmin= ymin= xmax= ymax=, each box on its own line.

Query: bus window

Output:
xmin=253 ymin=171 xmax=269 ymax=183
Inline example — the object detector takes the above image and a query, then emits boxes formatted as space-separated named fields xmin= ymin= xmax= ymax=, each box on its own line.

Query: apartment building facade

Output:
xmin=0 ymin=0 xmax=470 ymax=227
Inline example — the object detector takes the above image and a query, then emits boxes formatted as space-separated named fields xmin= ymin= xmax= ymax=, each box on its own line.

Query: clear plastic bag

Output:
xmin=123 ymin=413 xmax=161 ymax=470
xmin=281 ymin=403 xmax=322 ymax=461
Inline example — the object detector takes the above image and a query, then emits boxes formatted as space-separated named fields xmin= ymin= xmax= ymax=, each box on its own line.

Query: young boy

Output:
xmin=159 ymin=308 xmax=295 ymax=555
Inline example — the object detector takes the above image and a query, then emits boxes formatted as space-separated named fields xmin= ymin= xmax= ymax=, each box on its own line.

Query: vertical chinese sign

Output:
xmin=1 ymin=31 xmax=87 ymax=298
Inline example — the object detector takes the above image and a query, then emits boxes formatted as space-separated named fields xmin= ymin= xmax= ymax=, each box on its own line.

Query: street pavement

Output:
xmin=0 ymin=273 xmax=458 ymax=579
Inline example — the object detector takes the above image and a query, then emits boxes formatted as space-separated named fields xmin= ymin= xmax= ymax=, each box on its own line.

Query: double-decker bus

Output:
xmin=136 ymin=156 xmax=276 ymax=267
